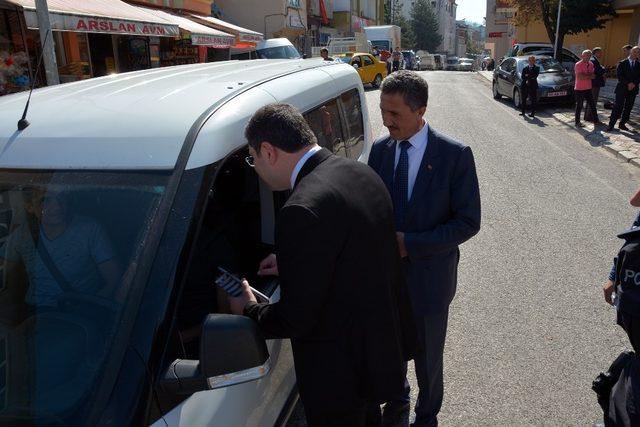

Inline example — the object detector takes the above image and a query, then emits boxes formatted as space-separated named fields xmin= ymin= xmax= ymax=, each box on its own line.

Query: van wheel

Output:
xmin=513 ymin=88 xmax=522 ymax=109
xmin=492 ymin=82 xmax=501 ymax=99
xmin=372 ymin=74 xmax=383 ymax=88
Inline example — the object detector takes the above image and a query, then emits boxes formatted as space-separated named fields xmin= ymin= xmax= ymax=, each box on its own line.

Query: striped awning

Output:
xmin=190 ymin=14 xmax=263 ymax=43
xmin=5 ymin=0 xmax=179 ymax=37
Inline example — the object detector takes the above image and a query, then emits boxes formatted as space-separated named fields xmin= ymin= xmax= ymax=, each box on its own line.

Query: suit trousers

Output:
xmin=609 ymin=90 xmax=638 ymax=127
xmin=584 ymin=86 xmax=601 ymax=121
xmin=521 ymin=86 xmax=536 ymax=114
xmin=575 ymin=89 xmax=598 ymax=124
xmin=413 ymin=310 xmax=450 ymax=427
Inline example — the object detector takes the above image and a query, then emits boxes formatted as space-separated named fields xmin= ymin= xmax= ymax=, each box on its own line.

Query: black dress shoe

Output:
xmin=620 ymin=123 xmax=630 ymax=131
xmin=606 ymin=126 xmax=616 ymax=132
xmin=382 ymin=402 xmax=410 ymax=426
xmin=519 ymin=112 xmax=525 ymax=116
xmin=575 ymin=122 xmax=584 ymax=127
xmin=529 ymin=113 xmax=535 ymax=118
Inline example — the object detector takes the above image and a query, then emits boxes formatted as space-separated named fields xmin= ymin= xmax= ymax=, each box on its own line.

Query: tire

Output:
xmin=492 ymin=81 xmax=502 ymax=99
xmin=513 ymin=87 xmax=522 ymax=109
xmin=372 ymin=74 xmax=383 ymax=88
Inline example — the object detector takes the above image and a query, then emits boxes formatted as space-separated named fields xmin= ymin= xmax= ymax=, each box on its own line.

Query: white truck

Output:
xmin=364 ymin=25 xmax=401 ymax=53
xmin=312 ymin=33 xmax=371 ymax=57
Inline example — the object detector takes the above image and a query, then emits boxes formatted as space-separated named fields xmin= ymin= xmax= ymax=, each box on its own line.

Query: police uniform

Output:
xmin=615 ymin=226 xmax=640 ymax=352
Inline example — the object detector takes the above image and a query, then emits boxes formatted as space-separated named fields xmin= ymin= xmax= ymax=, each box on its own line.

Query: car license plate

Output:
xmin=547 ymin=91 xmax=567 ymax=97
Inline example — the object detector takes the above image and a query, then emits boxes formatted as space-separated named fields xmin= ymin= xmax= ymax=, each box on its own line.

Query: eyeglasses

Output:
xmin=245 ymin=155 xmax=255 ymax=167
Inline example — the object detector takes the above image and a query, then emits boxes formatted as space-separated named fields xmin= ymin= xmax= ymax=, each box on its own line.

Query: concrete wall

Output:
xmin=214 ymin=0 xmax=307 ymax=39
xmin=129 ymin=0 xmax=213 ymax=15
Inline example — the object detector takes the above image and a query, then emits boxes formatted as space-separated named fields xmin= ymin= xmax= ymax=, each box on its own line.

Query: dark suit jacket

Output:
xmin=245 ymin=148 xmax=416 ymax=407
xmin=521 ymin=65 xmax=540 ymax=90
xmin=591 ymin=56 xmax=606 ymax=88
xmin=368 ymin=127 xmax=481 ymax=315
xmin=615 ymin=59 xmax=640 ymax=95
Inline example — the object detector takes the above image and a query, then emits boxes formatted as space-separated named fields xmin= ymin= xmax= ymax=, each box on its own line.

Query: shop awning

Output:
xmin=6 ymin=0 xmax=179 ymax=37
xmin=140 ymin=8 xmax=235 ymax=48
xmin=190 ymin=14 xmax=263 ymax=43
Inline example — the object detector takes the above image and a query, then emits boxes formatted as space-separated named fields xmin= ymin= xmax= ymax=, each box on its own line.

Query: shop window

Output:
xmin=304 ymin=98 xmax=348 ymax=157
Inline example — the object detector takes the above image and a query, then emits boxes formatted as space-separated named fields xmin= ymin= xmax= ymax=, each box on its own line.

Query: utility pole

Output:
xmin=35 ymin=0 xmax=59 ymax=86
xmin=553 ymin=0 xmax=562 ymax=61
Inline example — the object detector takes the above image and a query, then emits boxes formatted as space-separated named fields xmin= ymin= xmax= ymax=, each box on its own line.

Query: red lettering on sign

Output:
xmin=157 ymin=27 xmax=165 ymax=35
xmin=99 ymin=21 xmax=109 ymax=31
xmin=142 ymin=25 xmax=149 ymax=34
xmin=76 ymin=20 xmax=87 ymax=30
xmin=88 ymin=20 xmax=98 ymax=31
xmin=127 ymin=23 xmax=136 ymax=33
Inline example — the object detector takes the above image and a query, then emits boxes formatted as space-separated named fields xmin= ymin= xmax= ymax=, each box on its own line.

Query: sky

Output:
xmin=456 ymin=0 xmax=486 ymax=25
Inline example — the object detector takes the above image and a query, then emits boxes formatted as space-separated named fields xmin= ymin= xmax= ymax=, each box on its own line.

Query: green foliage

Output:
xmin=509 ymin=0 xmax=616 ymax=57
xmin=410 ymin=0 xmax=442 ymax=52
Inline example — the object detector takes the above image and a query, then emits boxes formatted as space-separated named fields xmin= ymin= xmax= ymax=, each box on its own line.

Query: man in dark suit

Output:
xmin=520 ymin=55 xmax=540 ymax=118
xmin=229 ymin=103 xmax=416 ymax=426
xmin=607 ymin=45 xmax=640 ymax=132
xmin=368 ymin=71 xmax=481 ymax=427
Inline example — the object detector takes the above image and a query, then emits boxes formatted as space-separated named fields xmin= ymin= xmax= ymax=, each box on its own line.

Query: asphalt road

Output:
xmin=289 ymin=71 xmax=640 ymax=426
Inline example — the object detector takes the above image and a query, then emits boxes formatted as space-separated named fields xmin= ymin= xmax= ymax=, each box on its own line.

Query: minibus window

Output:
xmin=0 ymin=170 xmax=168 ymax=423
xmin=304 ymin=98 xmax=348 ymax=157
xmin=339 ymin=89 xmax=365 ymax=159
xmin=174 ymin=148 xmax=273 ymax=359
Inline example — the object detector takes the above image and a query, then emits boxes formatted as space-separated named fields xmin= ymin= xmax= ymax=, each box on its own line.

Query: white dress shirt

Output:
xmin=394 ymin=121 xmax=429 ymax=199
xmin=290 ymin=145 xmax=323 ymax=189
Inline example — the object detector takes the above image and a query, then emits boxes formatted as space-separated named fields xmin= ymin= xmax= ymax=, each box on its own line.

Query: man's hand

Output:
xmin=603 ymin=279 xmax=615 ymax=305
xmin=629 ymin=82 xmax=636 ymax=91
xmin=258 ymin=253 xmax=279 ymax=276
xmin=229 ymin=279 xmax=257 ymax=315
xmin=396 ymin=232 xmax=408 ymax=258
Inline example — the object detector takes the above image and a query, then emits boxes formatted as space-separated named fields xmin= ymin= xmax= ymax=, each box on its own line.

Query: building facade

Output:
xmin=484 ymin=0 xmax=514 ymax=60
xmin=399 ymin=0 xmax=457 ymax=54
xmin=214 ymin=0 xmax=306 ymax=48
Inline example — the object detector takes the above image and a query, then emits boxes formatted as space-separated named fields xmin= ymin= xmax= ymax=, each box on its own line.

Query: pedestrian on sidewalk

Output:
xmin=585 ymin=47 xmax=606 ymax=122
xmin=607 ymin=46 xmax=640 ymax=132
xmin=520 ymin=56 xmax=539 ymax=118
xmin=575 ymin=50 xmax=600 ymax=127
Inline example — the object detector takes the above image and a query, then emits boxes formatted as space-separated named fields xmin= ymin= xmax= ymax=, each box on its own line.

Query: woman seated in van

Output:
xmin=1 ymin=187 xmax=122 ymax=311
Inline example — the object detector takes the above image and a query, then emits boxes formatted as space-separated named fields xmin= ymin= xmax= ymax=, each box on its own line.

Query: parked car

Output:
xmin=492 ymin=55 xmax=575 ymax=109
xmin=457 ymin=58 xmax=474 ymax=71
xmin=402 ymin=50 xmax=418 ymax=70
xmin=0 ymin=59 xmax=371 ymax=426
xmin=507 ymin=43 xmax=580 ymax=72
xmin=255 ymin=38 xmax=302 ymax=59
xmin=445 ymin=56 xmax=459 ymax=70
xmin=337 ymin=52 xmax=388 ymax=87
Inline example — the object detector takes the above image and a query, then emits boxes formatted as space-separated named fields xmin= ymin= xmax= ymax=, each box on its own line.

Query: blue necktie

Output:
xmin=392 ymin=140 xmax=410 ymax=231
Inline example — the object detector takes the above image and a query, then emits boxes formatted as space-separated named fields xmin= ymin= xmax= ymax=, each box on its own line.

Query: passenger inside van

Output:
xmin=2 ymin=187 xmax=121 ymax=311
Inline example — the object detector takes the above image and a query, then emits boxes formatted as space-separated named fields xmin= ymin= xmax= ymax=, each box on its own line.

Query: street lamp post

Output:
xmin=553 ymin=0 xmax=562 ymax=60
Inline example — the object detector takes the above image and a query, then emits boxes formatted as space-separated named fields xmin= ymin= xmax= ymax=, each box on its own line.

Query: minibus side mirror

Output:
xmin=160 ymin=314 xmax=270 ymax=395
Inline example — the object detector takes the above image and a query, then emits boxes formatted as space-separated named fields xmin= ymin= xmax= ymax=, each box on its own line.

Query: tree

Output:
xmin=509 ymin=0 xmax=616 ymax=59
xmin=384 ymin=1 xmax=415 ymax=48
xmin=410 ymin=0 xmax=443 ymax=53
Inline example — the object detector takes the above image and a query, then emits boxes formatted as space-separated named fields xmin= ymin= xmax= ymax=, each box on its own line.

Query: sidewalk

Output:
xmin=477 ymin=70 xmax=640 ymax=169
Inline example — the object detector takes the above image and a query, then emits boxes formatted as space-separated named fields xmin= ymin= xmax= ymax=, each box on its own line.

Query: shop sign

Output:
xmin=239 ymin=33 xmax=264 ymax=42
xmin=288 ymin=0 xmax=302 ymax=8
xmin=24 ymin=11 xmax=179 ymax=37
xmin=288 ymin=13 xmax=305 ymax=28
xmin=191 ymin=34 xmax=235 ymax=48
xmin=488 ymin=32 xmax=505 ymax=38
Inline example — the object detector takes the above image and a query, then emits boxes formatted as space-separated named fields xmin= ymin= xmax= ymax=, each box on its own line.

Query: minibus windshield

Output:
xmin=0 ymin=169 xmax=168 ymax=424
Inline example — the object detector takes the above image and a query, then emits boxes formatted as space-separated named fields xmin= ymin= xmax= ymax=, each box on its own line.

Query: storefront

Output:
xmin=140 ymin=8 xmax=235 ymax=66
xmin=0 ymin=1 xmax=34 ymax=95
xmin=189 ymin=14 xmax=263 ymax=59
xmin=4 ymin=0 xmax=179 ymax=84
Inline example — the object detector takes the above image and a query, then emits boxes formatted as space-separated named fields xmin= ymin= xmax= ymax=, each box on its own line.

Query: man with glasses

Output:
xmin=231 ymin=103 xmax=416 ymax=426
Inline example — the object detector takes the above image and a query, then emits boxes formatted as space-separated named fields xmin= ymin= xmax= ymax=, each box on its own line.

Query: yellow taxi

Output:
xmin=337 ymin=52 xmax=388 ymax=88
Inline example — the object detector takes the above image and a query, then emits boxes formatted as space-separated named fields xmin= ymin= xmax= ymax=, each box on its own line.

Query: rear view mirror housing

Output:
xmin=160 ymin=314 xmax=270 ymax=395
